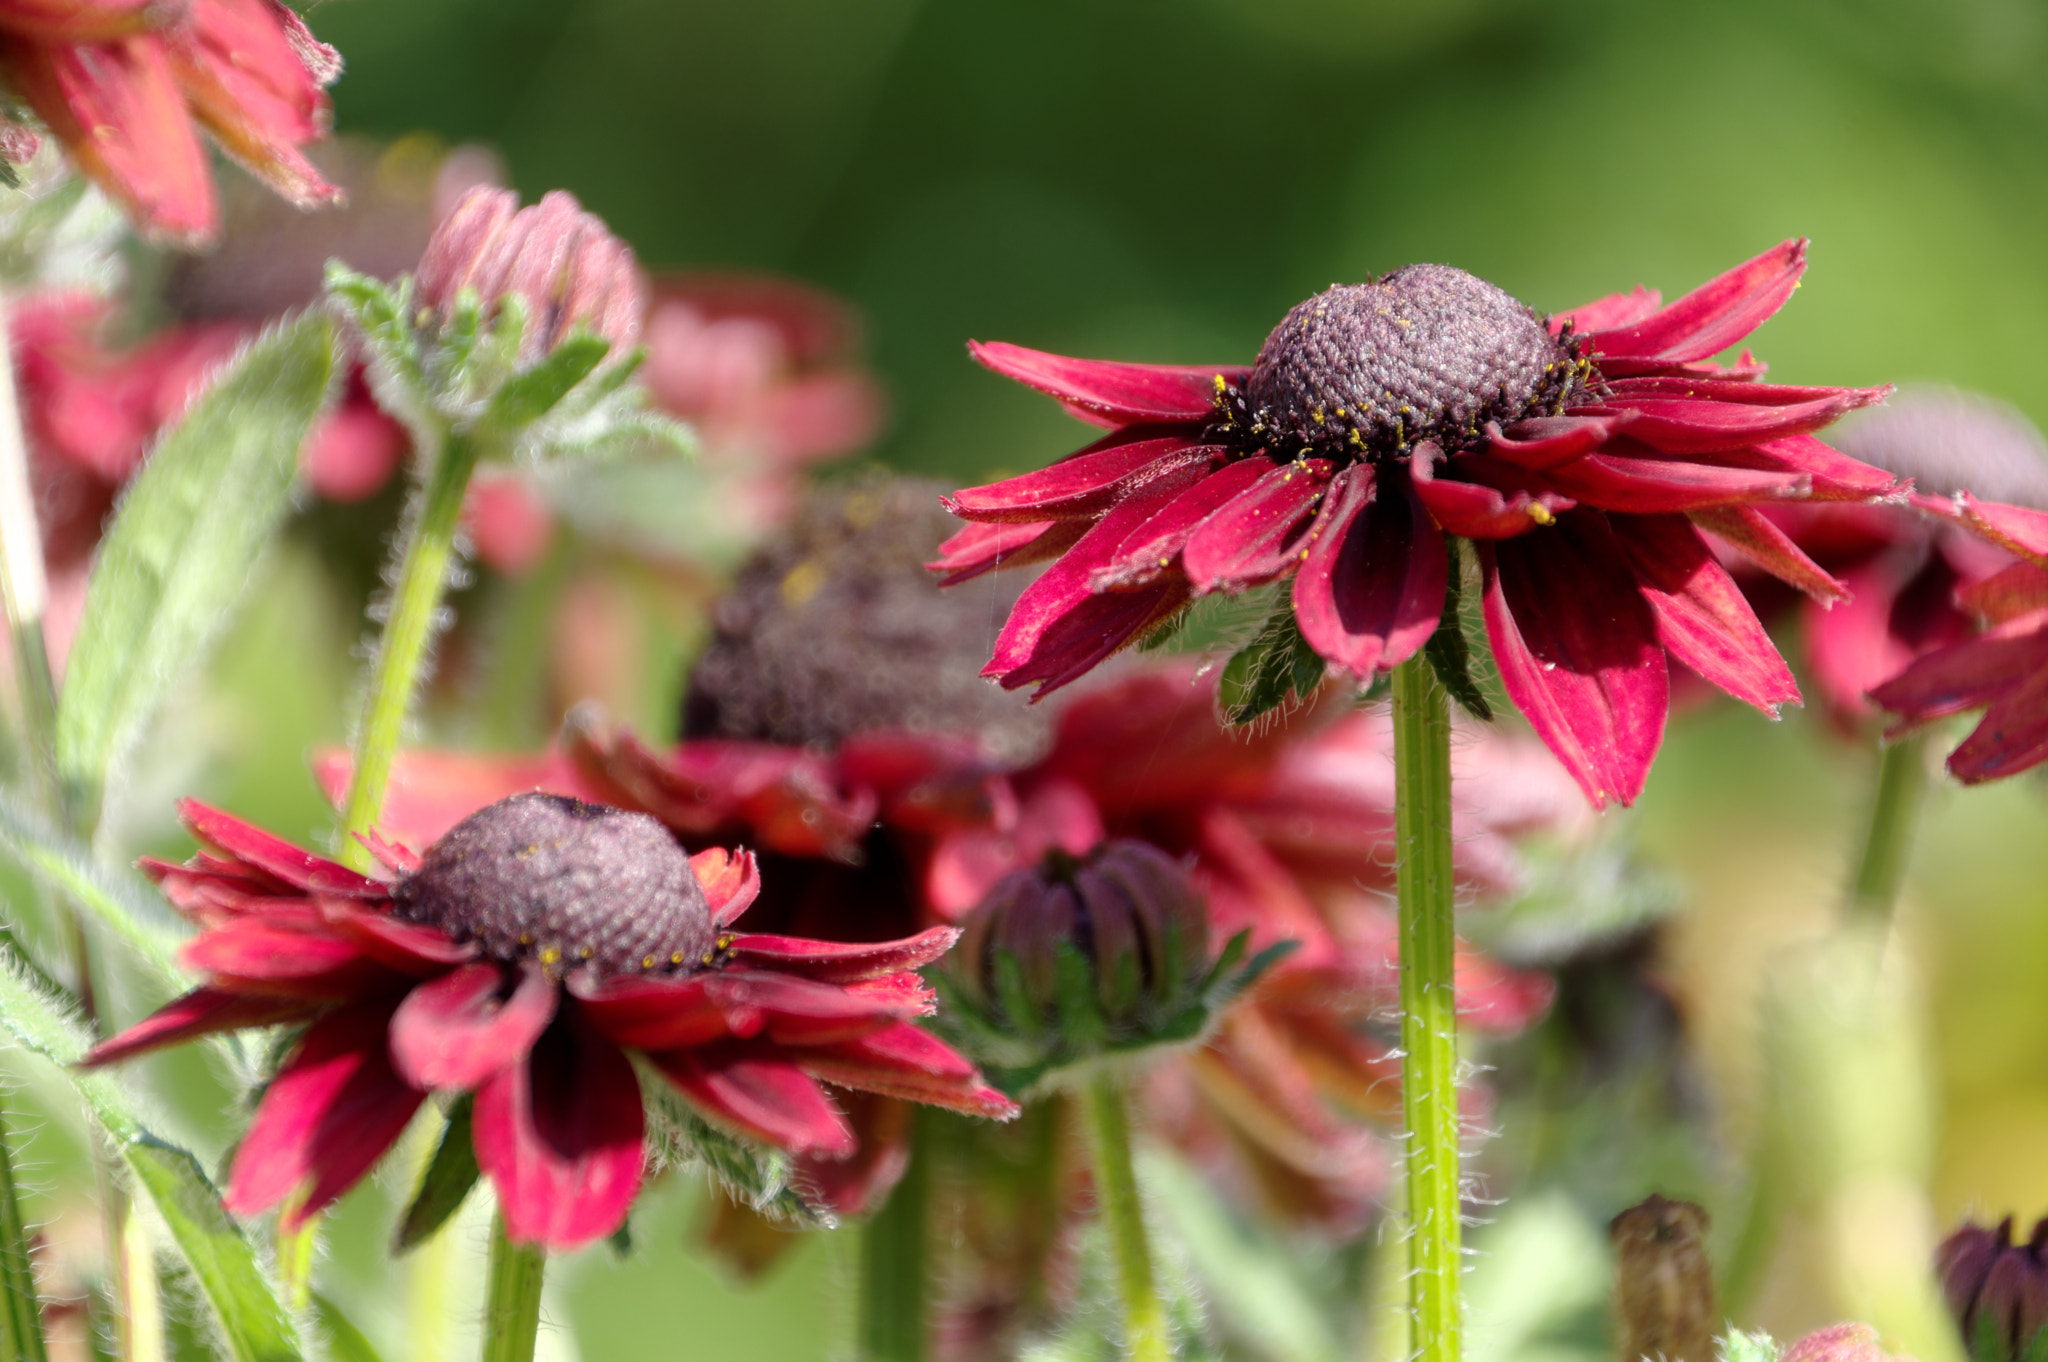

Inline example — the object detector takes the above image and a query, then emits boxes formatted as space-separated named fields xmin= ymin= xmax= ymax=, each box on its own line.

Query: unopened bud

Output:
xmin=1939 ymin=1216 xmax=2048 ymax=1362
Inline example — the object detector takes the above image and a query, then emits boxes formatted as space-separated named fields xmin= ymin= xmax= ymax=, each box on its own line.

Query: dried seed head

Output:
xmin=1246 ymin=265 xmax=1581 ymax=459
xmin=393 ymin=792 xmax=714 ymax=978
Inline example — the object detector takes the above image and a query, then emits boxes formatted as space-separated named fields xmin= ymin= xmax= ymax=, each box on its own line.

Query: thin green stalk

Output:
xmin=858 ymin=1111 xmax=928 ymax=1362
xmin=1847 ymin=735 xmax=1927 ymax=921
xmin=1391 ymin=655 xmax=1460 ymax=1362
xmin=0 ymin=1108 xmax=49 ymax=1362
xmin=336 ymin=428 xmax=483 ymax=872
xmin=1083 ymin=1074 xmax=1170 ymax=1362
xmin=479 ymin=1215 xmax=544 ymax=1362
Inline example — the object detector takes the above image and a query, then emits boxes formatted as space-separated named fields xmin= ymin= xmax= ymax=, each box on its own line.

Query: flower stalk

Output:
xmin=336 ymin=427 xmax=483 ymax=872
xmin=1083 ymin=1074 xmax=1171 ymax=1362
xmin=1847 ymin=735 xmax=1927 ymax=922
xmin=859 ymin=1113 xmax=929 ymax=1362
xmin=480 ymin=1214 xmax=545 ymax=1362
xmin=1392 ymin=653 xmax=1462 ymax=1362
xmin=0 ymin=1107 xmax=49 ymax=1362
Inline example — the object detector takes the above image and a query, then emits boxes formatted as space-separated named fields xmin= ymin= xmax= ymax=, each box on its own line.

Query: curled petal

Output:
xmin=473 ymin=1014 xmax=646 ymax=1250
xmin=1585 ymin=239 xmax=1807 ymax=364
xmin=651 ymin=1047 xmax=856 ymax=1157
xmin=178 ymin=799 xmax=389 ymax=898
xmin=725 ymin=926 xmax=961 ymax=983
xmin=85 ymin=987 xmax=325 ymax=1067
xmin=389 ymin=961 xmax=557 ymax=1091
xmin=1180 ymin=459 xmax=1332 ymax=594
xmin=1413 ymin=449 xmax=1574 ymax=539
xmin=1479 ymin=519 xmax=1670 ymax=808
xmin=795 ymin=1022 xmax=1020 ymax=1120
xmin=968 ymin=340 xmax=1243 ymax=427
xmin=689 ymin=847 xmax=760 ymax=925
xmin=989 ymin=578 xmax=1190 ymax=696
xmin=1946 ymin=665 xmax=2048 ymax=783
xmin=927 ymin=518 xmax=1085 ymax=586
xmin=224 ymin=999 xmax=422 ymax=1226
xmin=1292 ymin=464 xmax=1444 ymax=678
xmin=1484 ymin=413 xmax=1636 ymax=470
xmin=1609 ymin=513 xmax=1800 ymax=716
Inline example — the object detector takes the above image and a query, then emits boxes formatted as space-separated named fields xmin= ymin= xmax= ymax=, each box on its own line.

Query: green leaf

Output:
xmin=0 ymin=1107 xmax=50 ymax=1362
xmin=1719 ymin=1331 xmax=1784 ymax=1362
xmin=1219 ymin=604 xmax=1325 ymax=727
xmin=1422 ymin=538 xmax=1492 ymax=720
xmin=484 ymin=333 xmax=611 ymax=432
xmin=0 ymin=946 xmax=303 ymax=1362
xmin=394 ymin=1098 xmax=480 ymax=1253
xmin=640 ymin=1080 xmax=818 ymax=1226
xmin=55 ymin=313 xmax=337 ymax=826
xmin=0 ymin=791 xmax=188 ymax=993
xmin=310 ymin=1294 xmax=384 ymax=1362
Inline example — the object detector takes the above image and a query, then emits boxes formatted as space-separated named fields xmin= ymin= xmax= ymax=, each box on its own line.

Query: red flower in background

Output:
xmin=1722 ymin=390 xmax=2048 ymax=727
xmin=0 ymin=0 xmax=341 ymax=244
xmin=942 ymin=241 xmax=1897 ymax=806
xmin=87 ymin=794 xmax=1013 ymax=1249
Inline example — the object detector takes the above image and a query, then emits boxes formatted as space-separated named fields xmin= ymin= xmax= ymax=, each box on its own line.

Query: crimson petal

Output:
xmin=1413 ymin=449 xmax=1575 ymax=539
xmin=389 ymin=961 xmax=557 ymax=1091
xmin=84 ymin=987 xmax=325 ymax=1067
xmin=323 ymin=903 xmax=479 ymax=974
xmin=1586 ymin=239 xmax=1807 ymax=363
xmin=1610 ymin=513 xmax=1800 ymax=716
xmin=688 ymin=847 xmax=761 ymax=926
xmin=1485 ymin=414 xmax=1635 ymax=471
xmin=182 ymin=916 xmax=376 ymax=991
xmin=968 ymin=340 xmax=1242 ymax=427
xmin=1958 ymin=561 xmax=2048 ymax=625
xmin=1603 ymin=389 xmax=1887 ymax=455
xmin=473 ymin=1013 xmax=646 ymax=1250
xmin=1712 ymin=433 xmax=1902 ymax=503
xmin=1554 ymin=285 xmax=1661 ymax=334
xmin=224 ymin=999 xmax=422 ymax=1225
xmin=572 ymin=974 xmax=731 ymax=1051
xmin=726 ymin=926 xmax=961 ymax=982
xmin=1480 ymin=518 xmax=1669 ymax=808
xmin=927 ymin=519 xmax=1085 ymax=587
xmin=1542 ymin=453 xmax=1808 ymax=514
xmin=1090 ymin=456 xmax=1271 ymax=590
xmin=651 ymin=1048 xmax=856 ymax=1156
xmin=946 ymin=434 xmax=1212 ymax=523
xmin=1870 ymin=618 xmax=2048 ymax=726
xmin=1687 ymin=504 xmax=1850 ymax=603
xmin=1292 ymin=465 xmax=1444 ymax=678
xmin=178 ymin=800 xmax=389 ymax=898
xmin=796 ymin=1021 xmax=1020 ymax=1119
xmin=1947 ymin=664 xmax=2048 ymax=782
xmin=1180 ymin=459 xmax=1334 ymax=594
xmin=989 ymin=579 xmax=1190 ymax=697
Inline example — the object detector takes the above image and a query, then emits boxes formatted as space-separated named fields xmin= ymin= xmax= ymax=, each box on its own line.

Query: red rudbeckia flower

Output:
xmin=1870 ymin=491 xmax=2048 ymax=782
xmin=0 ymin=0 xmax=341 ymax=244
xmin=942 ymin=240 xmax=1898 ymax=806
xmin=86 ymin=794 xmax=1015 ymax=1249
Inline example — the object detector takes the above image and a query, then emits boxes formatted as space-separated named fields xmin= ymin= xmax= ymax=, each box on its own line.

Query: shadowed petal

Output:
xmin=689 ymin=847 xmax=761 ymax=926
xmin=322 ymin=903 xmax=479 ymax=974
xmin=726 ymin=926 xmax=961 ymax=982
xmin=1480 ymin=518 xmax=1669 ymax=808
xmin=1610 ymin=514 xmax=1800 ymax=715
xmin=927 ymin=519 xmax=1085 ymax=586
xmin=85 ymin=987 xmax=325 ymax=1067
xmin=651 ymin=1047 xmax=856 ymax=1156
xmin=389 ymin=961 xmax=557 ymax=1091
xmin=1181 ymin=459 xmax=1333 ymax=594
xmin=968 ymin=340 xmax=1242 ymax=427
xmin=473 ymin=1014 xmax=646 ymax=1250
xmin=1602 ymin=388 xmax=1887 ymax=455
xmin=571 ymin=974 xmax=730 ymax=1051
xmin=1585 ymin=239 xmax=1806 ymax=364
xmin=1958 ymin=561 xmax=2048 ymax=625
xmin=1542 ymin=452 xmax=1808 ymax=513
xmin=1948 ymin=663 xmax=2048 ymax=782
xmin=1870 ymin=616 xmax=2048 ymax=727
xmin=179 ymin=800 xmax=389 ymax=898
xmin=1712 ymin=433 xmax=1903 ymax=502
xmin=1485 ymin=413 xmax=1636 ymax=470
xmin=1089 ymin=456 xmax=1272 ymax=590
xmin=946 ymin=433 xmax=1214 ymax=523
xmin=1292 ymin=465 xmax=1444 ymax=678
xmin=1413 ymin=451 xmax=1575 ymax=539
xmin=1688 ymin=505 xmax=1850 ymax=603
xmin=989 ymin=578 xmax=1191 ymax=697
xmin=224 ymin=999 xmax=422 ymax=1225
xmin=796 ymin=1021 xmax=1020 ymax=1119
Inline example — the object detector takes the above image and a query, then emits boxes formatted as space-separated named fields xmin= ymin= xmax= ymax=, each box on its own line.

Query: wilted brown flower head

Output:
xmin=1610 ymin=1193 xmax=1714 ymax=1362
xmin=414 ymin=186 xmax=643 ymax=362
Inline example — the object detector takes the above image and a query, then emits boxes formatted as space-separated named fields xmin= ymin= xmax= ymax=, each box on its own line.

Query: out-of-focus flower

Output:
xmin=1780 ymin=1324 xmax=1906 ymax=1362
xmin=1611 ymin=1194 xmax=1714 ymax=1362
xmin=86 ymin=794 xmax=1014 ymax=1248
xmin=1719 ymin=391 xmax=2048 ymax=728
xmin=1869 ymin=488 xmax=2048 ymax=782
xmin=1937 ymin=1216 xmax=2048 ymax=1362
xmin=942 ymin=240 xmax=1898 ymax=806
xmin=0 ymin=0 xmax=341 ymax=244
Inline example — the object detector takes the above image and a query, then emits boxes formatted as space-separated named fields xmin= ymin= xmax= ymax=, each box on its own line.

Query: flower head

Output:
xmin=1939 ymin=1216 xmax=2048 ymax=1362
xmin=944 ymin=241 xmax=1897 ymax=805
xmin=86 ymin=794 xmax=1015 ymax=1249
xmin=0 ymin=0 xmax=340 ymax=245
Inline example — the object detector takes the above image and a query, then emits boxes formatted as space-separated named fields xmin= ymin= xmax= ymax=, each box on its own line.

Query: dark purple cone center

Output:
xmin=393 ymin=792 xmax=716 ymax=978
xmin=1245 ymin=264 xmax=1580 ymax=459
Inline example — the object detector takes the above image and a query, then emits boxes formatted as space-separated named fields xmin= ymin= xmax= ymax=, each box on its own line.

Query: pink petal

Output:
xmin=1601 ymin=388 xmax=1888 ymax=456
xmin=182 ymin=915 xmax=381 ymax=995
xmin=725 ymin=926 xmax=961 ymax=982
xmin=1948 ymin=493 xmax=2048 ymax=568
xmin=689 ymin=847 xmax=761 ymax=926
xmin=1180 ymin=458 xmax=1333 ymax=594
xmin=927 ymin=519 xmax=1086 ymax=586
xmin=224 ymin=999 xmax=422 ymax=1225
xmin=946 ymin=434 xmax=1215 ymax=523
xmin=1479 ymin=519 xmax=1670 ymax=808
xmin=1542 ymin=452 xmax=1808 ymax=514
xmin=1553 ymin=285 xmax=1662 ymax=334
xmin=322 ymin=903 xmax=479 ymax=975
xmin=796 ymin=1022 xmax=1020 ymax=1120
xmin=389 ymin=961 xmax=557 ymax=1091
xmin=311 ymin=747 xmax=597 ymax=850
xmin=178 ymin=800 xmax=389 ymax=898
xmin=988 ymin=579 xmax=1190 ymax=696
xmin=650 ymin=1048 xmax=856 ymax=1156
xmin=1800 ymin=556 xmax=1926 ymax=722
xmin=1958 ymin=561 xmax=2048 ymax=625
xmin=968 ymin=340 xmax=1243 ymax=427
xmin=1688 ymin=504 xmax=1851 ymax=603
xmin=473 ymin=1014 xmax=647 ymax=1250
xmin=1869 ymin=615 xmax=2048 ymax=726
xmin=1585 ymin=239 xmax=1808 ymax=364
xmin=1292 ymin=465 xmax=1444 ymax=678
xmin=1485 ymin=413 xmax=1635 ymax=470
xmin=1717 ymin=433 xmax=1903 ymax=502
xmin=1412 ymin=449 xmax=1576 ymax=539
xmin=84 ymin=987 xmax=324 ymax=1067
xmin=1609 ymin=514 xmax=1800 ymax=715
xmin=572 ymin=974 xmax=732 ymax=1050
xmin=1947 ymin=663 xmax=2048 ymax=782
xmin=1089 ymin=456 xmax=1272 ymax=590
xmin=729 ymin=972 xmax=907 ymax=1045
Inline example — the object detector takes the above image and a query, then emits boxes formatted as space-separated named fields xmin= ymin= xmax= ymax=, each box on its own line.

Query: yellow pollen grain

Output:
xmin=642 ymin=955 xmax=656 ymax=969
xmin=671 ymin=951 xmax=686 ymax=965
xmin=539 ymin=944 xmax=562 ymax=966
xmin=1528 ymin=503 xmax=1555 ymax=526
xmin=1213 ymin=373 xmax=1228 ymax=394
xmin=780 ymin=558 xmax=828 ymax=608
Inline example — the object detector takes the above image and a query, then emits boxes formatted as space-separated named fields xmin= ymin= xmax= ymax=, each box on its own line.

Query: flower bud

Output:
xmin=943 ymin=840 xmax=1288 ymax=1090
xmin=1939 ymin=1216 xmax=2048 ymax=1362
xmin=415 ymin=186 xmax=643 ymax=362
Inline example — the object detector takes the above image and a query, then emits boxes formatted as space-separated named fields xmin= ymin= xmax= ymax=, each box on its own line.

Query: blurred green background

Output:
xmin=64 ymin=0 xmax=2048 ymax=1356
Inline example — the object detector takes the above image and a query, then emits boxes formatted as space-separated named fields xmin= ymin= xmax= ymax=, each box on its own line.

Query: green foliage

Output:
xmin=1423 ymin=538 xmax=1493 ymax=721
xmin=0 ymin=945 xmax=303 ymax=1362
xmin=310 ymin=1295 xmax=385 ymax=1362
xmin=55 ymin=313 xmax=337 ymax=828
xmin=1218 ymin=603 xmax=1325 ymax=727
xmin=1720 ymin=1331 xmax=1785 ymax=1362
xmin=394 ymin=1098 xmax=481 ymax=1253
xmin=0 ymin=1108 xmax=50 ymax=1362
xmin=0 ymin=791 xmax=188 ymax=993
xmin=639 ymin=1078 xmax=820 ymax=1226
